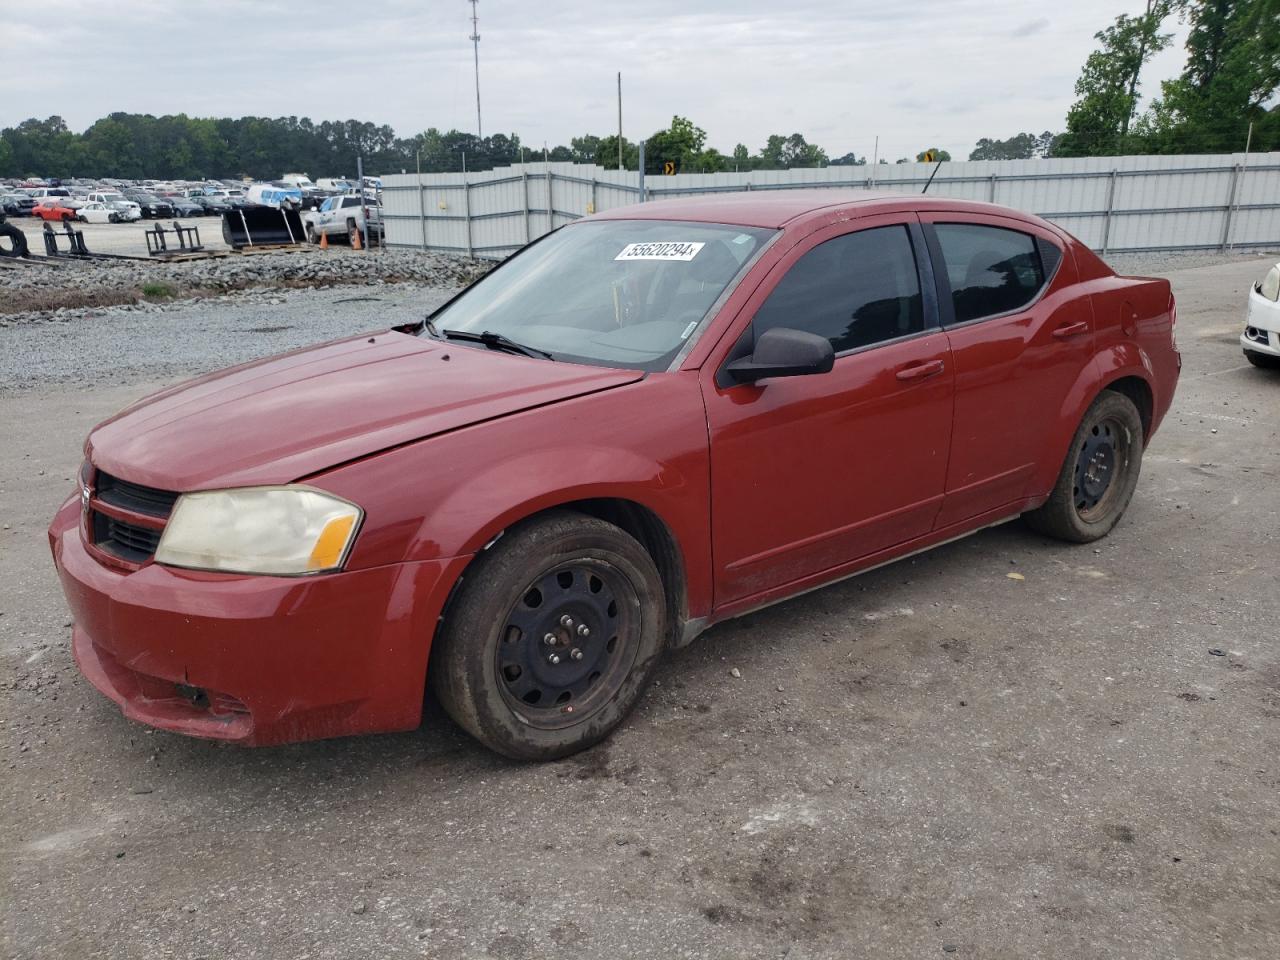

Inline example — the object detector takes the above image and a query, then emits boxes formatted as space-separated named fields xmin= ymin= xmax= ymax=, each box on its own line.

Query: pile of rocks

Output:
xmin=0 ymin=248 xmax=491 ymax=321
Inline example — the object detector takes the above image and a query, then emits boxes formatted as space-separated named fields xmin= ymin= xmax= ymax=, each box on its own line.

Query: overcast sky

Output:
xmin=6 ymin=0 xmax=1190 ymax=161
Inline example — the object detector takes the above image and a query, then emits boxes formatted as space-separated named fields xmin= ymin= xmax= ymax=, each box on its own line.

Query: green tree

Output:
xmin=643 ymin=115 xmax=708 ymax=173
xmin=915 ymin=147 xmax=952 ymax=161
xmin=1138 ymin=0 xmax=1280 ymax=152
xmin=759 ymin=133 xmax=827 ymax=169
xmin=1056 ymin=1 xmax=1174 ymax=155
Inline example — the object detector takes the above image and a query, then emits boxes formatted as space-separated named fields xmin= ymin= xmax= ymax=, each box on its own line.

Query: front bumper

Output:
xmin=1242 ymin=286 xmax=1280 ymax=358
xmin=49 ymin=496 xmax=469 ymax=746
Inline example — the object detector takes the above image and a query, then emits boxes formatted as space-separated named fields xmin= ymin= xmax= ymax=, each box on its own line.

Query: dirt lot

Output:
xmin=2 ymin=254 xmax=1278 ymax=959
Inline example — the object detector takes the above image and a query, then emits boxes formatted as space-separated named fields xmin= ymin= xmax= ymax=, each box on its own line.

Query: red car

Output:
xmin=49 ymin=191 xmax=1180 ymax=759
xmin=31 ymin=198 xmax=79 ymax=221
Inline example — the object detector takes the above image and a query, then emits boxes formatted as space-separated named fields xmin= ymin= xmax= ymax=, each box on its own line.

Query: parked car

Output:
xmin=31 ymin=198 xmax=79 ymax=221
xmin=86 ymin=192 xmax=143 ymax=222
xmin=27 ymin=186 xmax=73 ymax=202
xmin=48 ymin=192 xmax=1181 ymax=759
xmin=194 ymin=195 xmax=231 ymax=215
xmin=302 ymin=194 xmax=381 ymax=244
xmin=1 ymin=192 xmax=36 ymax=216
xmin=122 ymin=191 xmax=174 ymax=219
xmin=76 ymin=201 xmax=122 ymax=224
xmin=1243 ymin=261 xmax=1280 ymax=369
xmin=165 ymin=196 xmax=204 ymax=217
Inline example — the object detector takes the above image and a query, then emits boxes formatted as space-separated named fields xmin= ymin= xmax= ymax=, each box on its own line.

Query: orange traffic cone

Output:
xmin=351 ymin=226 xmax=362 ymax=251
xmin=319 ymin=231 xmax=328 ymax=250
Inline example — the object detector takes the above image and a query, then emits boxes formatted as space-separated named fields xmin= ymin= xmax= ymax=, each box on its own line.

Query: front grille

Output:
xmin=96 ymin=471 xmax=178 ymax=517
xmin=90 ymin=470 xmax=177 ymax=564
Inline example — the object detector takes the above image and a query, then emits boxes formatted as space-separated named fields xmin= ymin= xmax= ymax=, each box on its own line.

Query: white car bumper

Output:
xmin=1243 ymin=285 xmax=1280 ymax=358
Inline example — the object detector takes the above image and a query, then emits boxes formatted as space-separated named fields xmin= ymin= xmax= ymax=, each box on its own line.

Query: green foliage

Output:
xmin=915 ymin=148 xmax=952 ymax=162
xmin=968 ymin=132 xmax=1058 ymax=160
xmin=1056 ymin=3 xmax=1175 ymax=156
xmin=141 ymin=282 xmax=176 ymax=299
xmin=1137 ymin=0 xmax=1280 ymax=152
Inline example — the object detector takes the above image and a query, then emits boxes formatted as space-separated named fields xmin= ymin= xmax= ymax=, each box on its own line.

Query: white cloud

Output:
xmin=1 ymin=0 xmax=1190 ymax=162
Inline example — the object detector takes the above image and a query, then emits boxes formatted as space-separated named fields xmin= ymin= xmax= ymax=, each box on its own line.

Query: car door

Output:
xmin=919 ymin=214 xmax=1092 ymax=527
xmin=701 ymin=215 xmax=955 ymax=607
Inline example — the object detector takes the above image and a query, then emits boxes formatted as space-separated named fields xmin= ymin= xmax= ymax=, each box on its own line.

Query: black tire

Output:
xmin=346 ymin=217 xmax=361 ymax=246
xmin=1245 ymin=349 xmax=1280 ymax=370
xmin=305 ymin=223 xmax=318 ymax=244
xmin=109 ymin=213 xmax=120 ymax=224
xmin=430 ymin=510 xmax=667 ymax=761
xmin=0 ymin=220 xmax=28 ymax=258
xmin=1024 ymin=390 xmax=1144 ymax=543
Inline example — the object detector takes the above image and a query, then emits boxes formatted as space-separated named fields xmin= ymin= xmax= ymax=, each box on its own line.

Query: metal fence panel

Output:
xmin=381 ymin=152 xmax=1280 ymax=259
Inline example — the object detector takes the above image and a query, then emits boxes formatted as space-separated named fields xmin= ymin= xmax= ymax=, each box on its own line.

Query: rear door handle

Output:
xmin=895 ymin=359 xmax=945 ymax=381
xmin=1052 ymin=321 xmax=1089 ymax=340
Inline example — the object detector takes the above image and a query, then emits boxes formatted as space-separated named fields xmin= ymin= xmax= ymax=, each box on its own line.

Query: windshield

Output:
xmin=425 ymin=219 xmax=774 ymax=371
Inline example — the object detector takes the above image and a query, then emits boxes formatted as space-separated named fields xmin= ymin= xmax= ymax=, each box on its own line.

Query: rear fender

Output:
xmin=1026 ymin=348 xmax=1153 ymax=500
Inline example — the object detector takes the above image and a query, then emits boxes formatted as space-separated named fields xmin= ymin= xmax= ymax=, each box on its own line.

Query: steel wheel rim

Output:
xmin=1074 ymin=415 xmax=1130 ymax=520
xmin=494 ymin=558 xmax=640 ymax=730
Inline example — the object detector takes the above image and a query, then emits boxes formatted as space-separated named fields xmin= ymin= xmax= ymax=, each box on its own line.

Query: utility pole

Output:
xmin=617 ymin=72 xmax=623 ymax=170
xmin=469 ymin=0 xmax=482 ymax=140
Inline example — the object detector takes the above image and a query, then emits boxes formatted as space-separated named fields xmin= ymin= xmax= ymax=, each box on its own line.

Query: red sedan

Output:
xmin=49 ymin=191 xmax=1180 ymax=759
xmin=31 ymin=198 xmax=79 ymax=221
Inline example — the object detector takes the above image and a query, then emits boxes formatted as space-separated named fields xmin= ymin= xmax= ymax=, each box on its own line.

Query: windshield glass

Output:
xmin=426 ymin=219 xmax=773 ymax=371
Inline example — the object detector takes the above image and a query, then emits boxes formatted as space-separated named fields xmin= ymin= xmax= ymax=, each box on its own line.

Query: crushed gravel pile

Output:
xmin=0 ymin=248 xmax=490 ymax=323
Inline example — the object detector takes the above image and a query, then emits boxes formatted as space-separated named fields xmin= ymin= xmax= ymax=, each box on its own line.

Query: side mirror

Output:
xmin=724 ymin=327 xmax=835 ymax=384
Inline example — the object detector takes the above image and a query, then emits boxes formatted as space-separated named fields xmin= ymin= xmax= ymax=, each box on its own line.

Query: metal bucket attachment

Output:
xmin=221 ymin=206 xmax=305 ymax=249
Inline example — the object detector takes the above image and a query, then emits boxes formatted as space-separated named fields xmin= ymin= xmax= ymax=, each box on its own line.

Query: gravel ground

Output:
xmin=1 ymin=250 xmax=1278 ymax=960
xmin=0 ymin=247 xmax=489 ymax=320
xmin=0 ymin=284 xmax=457 ymax=390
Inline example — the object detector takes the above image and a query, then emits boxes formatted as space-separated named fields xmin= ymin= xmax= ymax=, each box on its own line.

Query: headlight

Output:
xmin=154 ymin=486 xmax=362 ymax=575
xmin=1260 ymin=265 xmax=1280 ymax=302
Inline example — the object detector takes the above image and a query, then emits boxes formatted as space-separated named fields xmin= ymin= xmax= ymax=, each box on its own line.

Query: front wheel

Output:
xmin=430 ymin=511 xmax=667 ymax=760
xmin=1024 ymin=390 xmax=1144 ymax=543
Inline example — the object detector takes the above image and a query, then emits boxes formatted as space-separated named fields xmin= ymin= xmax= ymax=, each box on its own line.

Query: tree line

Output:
xmin=0 ymin=112 xmax=886 ymax=181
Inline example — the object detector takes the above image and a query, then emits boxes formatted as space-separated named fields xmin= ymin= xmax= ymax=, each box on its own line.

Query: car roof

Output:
xmin=588 ymin=189 xmax=1046 ymax=231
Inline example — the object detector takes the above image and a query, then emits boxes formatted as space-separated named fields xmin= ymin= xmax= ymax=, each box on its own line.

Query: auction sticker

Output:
xmin=615 ymin=241 xmax=704 ymax=262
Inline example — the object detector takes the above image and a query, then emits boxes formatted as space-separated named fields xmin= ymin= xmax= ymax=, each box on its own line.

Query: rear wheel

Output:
xmin=1245 ymin=349 xmax=1280 ymax=370
xmin=430 ymin=510 xmax=667 ymax=760
xmin=1024 ymin=391 xmax=1144 ymax=543
xmin=305 ymin=223 xmax=318 ymax=244
xmin=346 ymin=217 xmax=361 ymax=246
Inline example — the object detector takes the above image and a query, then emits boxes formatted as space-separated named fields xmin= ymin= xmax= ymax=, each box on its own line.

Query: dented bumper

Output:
xmin=49 ymin=496 xmax=467 ymax=746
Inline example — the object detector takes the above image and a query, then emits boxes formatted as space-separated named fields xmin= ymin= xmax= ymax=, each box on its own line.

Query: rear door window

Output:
xmin=933 ymin=224 xmax=1046 ymax=324
xmin=752 ymin=225 xmax=925 ymax=354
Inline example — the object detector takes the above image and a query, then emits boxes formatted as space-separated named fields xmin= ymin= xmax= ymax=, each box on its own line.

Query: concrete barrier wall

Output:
xmin=381 ymin=152 xmax=1280 ymax=259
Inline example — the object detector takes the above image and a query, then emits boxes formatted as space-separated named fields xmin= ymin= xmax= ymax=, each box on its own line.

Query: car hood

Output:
xmin=87 ymin=331 xmax=644 ymax=491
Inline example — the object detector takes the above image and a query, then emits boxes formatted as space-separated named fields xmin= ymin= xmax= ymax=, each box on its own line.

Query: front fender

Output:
xmin=310 ymin=373 xmax=714 ymax=619
xmin=429 ymin=445 xmax=690 ymax=557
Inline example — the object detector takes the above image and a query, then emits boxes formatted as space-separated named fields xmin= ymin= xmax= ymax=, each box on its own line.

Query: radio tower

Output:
xmin=468 ymin=0 xmax=482 ymax=140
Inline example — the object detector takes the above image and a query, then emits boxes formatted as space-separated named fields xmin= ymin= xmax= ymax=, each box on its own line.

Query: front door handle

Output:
xmin=1052 ymin=321 xmax=1089 ymax=340
xmin=895 ymin=358 xmax=945 ymax=381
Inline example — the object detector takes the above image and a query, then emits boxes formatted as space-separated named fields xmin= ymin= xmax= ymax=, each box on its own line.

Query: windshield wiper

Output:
xmin=439 ymin=327 xmax=555 ymax=361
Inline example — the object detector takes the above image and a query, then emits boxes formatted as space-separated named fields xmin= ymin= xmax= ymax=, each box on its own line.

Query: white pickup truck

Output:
xmin=301 ymin=194 xmax=382 ymax=245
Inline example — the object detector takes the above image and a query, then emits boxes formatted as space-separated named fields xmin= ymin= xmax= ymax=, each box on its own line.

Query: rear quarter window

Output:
xmin=934 ymin=223 xmax=1048 ymax=324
